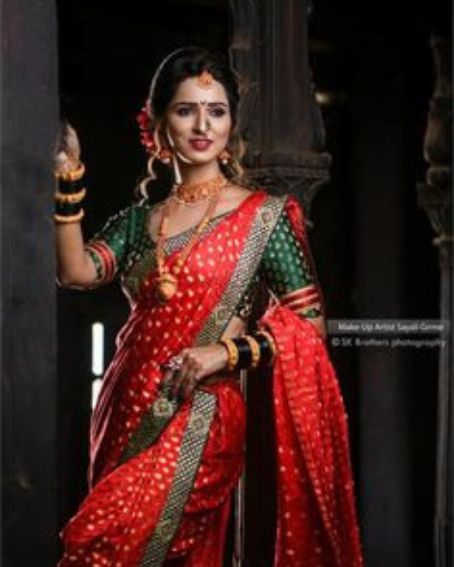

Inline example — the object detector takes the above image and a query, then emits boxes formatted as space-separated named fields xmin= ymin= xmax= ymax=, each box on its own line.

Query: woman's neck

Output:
xmin=178 ymin=162 xmax=223 ymax=186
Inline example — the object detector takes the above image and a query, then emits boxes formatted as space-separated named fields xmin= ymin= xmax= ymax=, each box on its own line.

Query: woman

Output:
xmin=55 ymin=47 xmax=363 ymax=566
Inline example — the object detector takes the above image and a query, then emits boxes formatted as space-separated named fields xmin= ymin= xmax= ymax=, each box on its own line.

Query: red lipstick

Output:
xmin=189 ymin=138 xmax=213 ymax=151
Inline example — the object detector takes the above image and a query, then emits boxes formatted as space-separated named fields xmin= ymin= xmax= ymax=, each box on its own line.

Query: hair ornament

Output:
xmin=197 ymin=70 xmax=215 ymax=89
xmin=136 ymin=103 xmax=158 ymax=155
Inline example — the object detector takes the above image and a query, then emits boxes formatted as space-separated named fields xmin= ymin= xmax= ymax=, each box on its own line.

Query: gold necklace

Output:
xmin=154 ymin=186 xmax=222 ymax=303
xmin=172 ymin=174 xmax=226 ymax=204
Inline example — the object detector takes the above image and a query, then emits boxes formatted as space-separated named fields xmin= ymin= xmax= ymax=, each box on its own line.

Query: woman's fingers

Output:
xmin=182 ymin=364 xmax=200 ymax=400
xmin=164 ymin=346 xmax=225 ymax=401
xmin=170 ymin=355 xmax=192 ymax=400
xmin=171 ymin=357 xmax=202 ymax=401
xmin=65 ymin=123 xmax=81 ymax=156
xmin=54 ymin=120 xmax=81 ymax=170
xmin=161 ymin=368 xmax=175 ymax=389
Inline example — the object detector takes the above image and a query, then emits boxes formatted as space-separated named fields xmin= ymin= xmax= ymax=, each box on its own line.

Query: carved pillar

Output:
xmin=1 ymin=1 xmax=59 ymax=564
xmin=417 ymin=35 xmax=452 ymax=567
xmin=228 ymin=0 xmax=331 ymax=214
xmin=227 ymin=2 xmax=331 ymax=564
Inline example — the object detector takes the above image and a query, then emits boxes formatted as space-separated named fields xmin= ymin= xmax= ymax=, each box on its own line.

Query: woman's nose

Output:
xmin=194 ymin=108 xmax=209 ymax=134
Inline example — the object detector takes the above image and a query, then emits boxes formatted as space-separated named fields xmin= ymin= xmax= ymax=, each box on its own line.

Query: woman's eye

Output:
xmin=210 ymin=108 xmax=227 ymax=117
xmin=176 ymin=107 xmax=192 ymax=117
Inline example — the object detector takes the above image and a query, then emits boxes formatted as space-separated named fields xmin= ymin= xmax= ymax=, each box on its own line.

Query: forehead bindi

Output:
xmin=170 ymin=77 xmax=229 ymax=106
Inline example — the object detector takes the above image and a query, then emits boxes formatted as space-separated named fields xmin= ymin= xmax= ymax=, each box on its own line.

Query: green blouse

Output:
xmin=85 ymin=197 xmax=322 ymax=320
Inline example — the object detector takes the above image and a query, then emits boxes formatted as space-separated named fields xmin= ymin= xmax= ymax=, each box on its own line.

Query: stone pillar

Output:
xmin=228 ymin=0 xmax=331 ymax=214
xmin=1 ymin=1 xmax=59 ymax=564
xmin=352 ymin=40 xmax=412 ymax=566
xmin=417 ymin=35 xmax=452 ymax=567
xmin=227 ymin=1 xmax=331 ymax=564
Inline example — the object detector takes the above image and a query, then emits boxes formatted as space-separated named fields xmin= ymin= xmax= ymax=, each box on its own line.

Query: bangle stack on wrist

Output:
xmin=219 ymin=330 xmax=277 ymax=372
xmin=54 ymin=162 xmax=86 ymax=223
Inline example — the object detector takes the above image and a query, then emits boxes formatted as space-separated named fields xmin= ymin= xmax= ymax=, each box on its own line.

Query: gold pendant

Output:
xmin=156 ymin=271 xmax=177 ymax=303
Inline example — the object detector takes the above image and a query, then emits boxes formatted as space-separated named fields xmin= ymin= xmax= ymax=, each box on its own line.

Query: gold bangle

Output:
xmin=55 ymin=162 xmax=85 ymax=182
xmin=257 ymin=329 xmax=277 ymax=360
xmin=219 ymin=338 xmax=239 ymax=371
xmin=53 ymin=209 xmax=85 ymax=224
xmin=54 ymin=187 xmax=87 ymax=204
xmin=243 ymin=335 xmax=261 ymax=368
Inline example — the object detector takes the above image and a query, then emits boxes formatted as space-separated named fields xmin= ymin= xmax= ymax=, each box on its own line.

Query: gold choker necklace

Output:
xmin=172 ymin=174 xmax=227 ymax=204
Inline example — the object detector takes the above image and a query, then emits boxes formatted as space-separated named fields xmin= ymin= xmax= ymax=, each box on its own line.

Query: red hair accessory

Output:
xmin=136 ymin=103 xmax=157 ymax=155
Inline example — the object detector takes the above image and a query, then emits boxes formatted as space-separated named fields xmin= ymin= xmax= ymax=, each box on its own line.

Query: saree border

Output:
xmin=118 ymin=381 xmax=179 ymax=465
xmin=194 ymin=193 xmax=288 ymax=345
xmin=139 ymin=389 xmax=217 ymax=566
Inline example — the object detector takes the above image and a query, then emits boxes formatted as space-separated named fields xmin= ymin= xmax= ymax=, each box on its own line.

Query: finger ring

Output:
xmin=162 ymin=355 xmax=184 ymax=372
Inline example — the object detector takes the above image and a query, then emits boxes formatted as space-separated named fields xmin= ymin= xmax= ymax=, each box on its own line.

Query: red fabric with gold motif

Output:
xmin=261 ymin=305 xmax=364 ymax=566
xmin=57 ymin=190 xmax=364 ymax=566
xmin=58 ymin=193 xmax=266 ymax=566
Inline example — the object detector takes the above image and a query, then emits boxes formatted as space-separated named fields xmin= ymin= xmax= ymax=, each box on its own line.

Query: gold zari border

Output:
xmin=139 ymin=390 xmax=217 ymax=566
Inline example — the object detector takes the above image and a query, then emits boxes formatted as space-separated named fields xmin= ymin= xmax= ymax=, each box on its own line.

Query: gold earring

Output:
xmin=157 ymin=147 xmax=172 ymax=164
xmin=218 ymin=148 xmax=232 ymax=165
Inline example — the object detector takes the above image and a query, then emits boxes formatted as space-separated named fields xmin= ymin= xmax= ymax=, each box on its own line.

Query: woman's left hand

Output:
xmin=164 ymin=344 xmax=229 ymax=401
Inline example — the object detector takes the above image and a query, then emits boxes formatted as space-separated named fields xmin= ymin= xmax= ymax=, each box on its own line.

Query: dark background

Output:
xmin=2 ymin=0 xmax=450 ymax=565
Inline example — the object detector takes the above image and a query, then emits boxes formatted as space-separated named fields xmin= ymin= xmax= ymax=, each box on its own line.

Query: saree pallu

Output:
xmin=58 ymin=190 xmax=364 ymax=566
xmin=261 ymin=305 xmax=363 ymax=566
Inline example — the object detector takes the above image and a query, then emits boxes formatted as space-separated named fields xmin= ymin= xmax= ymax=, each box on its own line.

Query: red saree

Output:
xmin=58 ymin=190 xmax=363 ymax=566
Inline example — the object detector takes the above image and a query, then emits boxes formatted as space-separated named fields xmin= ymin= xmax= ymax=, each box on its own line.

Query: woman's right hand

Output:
xmin=54 ymin=120 xmax=81 ymax=174
xmin=54 ymin=120 xmax=99 ymax=288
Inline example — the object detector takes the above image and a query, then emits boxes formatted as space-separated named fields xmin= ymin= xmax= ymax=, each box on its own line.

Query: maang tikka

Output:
xmin=197 ymin=70 xmax=215 ymax=89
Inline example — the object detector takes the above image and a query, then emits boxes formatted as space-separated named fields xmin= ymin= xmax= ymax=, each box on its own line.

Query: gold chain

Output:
xmin=154 ymin=176 xmax=226 ymax=303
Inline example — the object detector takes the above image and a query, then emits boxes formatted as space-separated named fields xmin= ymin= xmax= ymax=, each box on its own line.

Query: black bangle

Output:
xmin=231 ymin=337 xmax=253 ymax=369
xmin=253 ymin=333 xmax=274 ymax=366
xmin=55 ymin=200 xmax=84 ymax=216
xmin=58 ymin=177 xmax=85 ymax=194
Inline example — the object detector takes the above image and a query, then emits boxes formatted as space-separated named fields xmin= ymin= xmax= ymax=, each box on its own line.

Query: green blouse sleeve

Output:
xmin=85 ymin=204 xmax=148 ymax=285
xmin=259 ymin=195 xmax=324 ymax=319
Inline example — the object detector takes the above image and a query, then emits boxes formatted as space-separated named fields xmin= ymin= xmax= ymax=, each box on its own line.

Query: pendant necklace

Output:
xmin=154 ymin=175 xmax=227 ymax=303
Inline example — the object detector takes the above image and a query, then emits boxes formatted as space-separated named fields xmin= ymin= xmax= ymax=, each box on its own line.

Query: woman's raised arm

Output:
xmin=54 ymin=122 xmax=99 ymax=288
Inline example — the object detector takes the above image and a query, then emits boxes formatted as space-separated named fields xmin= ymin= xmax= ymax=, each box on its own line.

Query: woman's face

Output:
xmin=163 ymin=76 xmax=232 ymax=165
